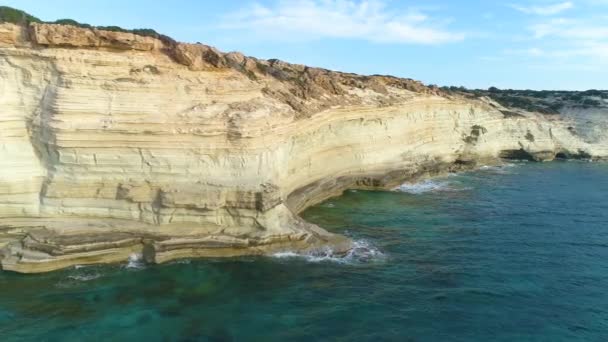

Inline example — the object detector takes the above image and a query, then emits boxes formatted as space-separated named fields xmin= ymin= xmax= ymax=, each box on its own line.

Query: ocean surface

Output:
xmin=1 ymin=161 xmax=608 ymax=341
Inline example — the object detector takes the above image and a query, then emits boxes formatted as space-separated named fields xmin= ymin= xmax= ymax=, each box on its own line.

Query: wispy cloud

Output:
xmin=505 ymin=47 xmax=546 ymax=56
xmin=220 ymin=0 xmax=465 ymax=45
xmin=530 ymin=18 xmax=608 ymax=40
xmin=510 ymin=1 xmax=574 ymax=15
xmin=483 ymin=0 xmax=608 ymax=75
xmin=503 ymin=15 xmax=608 ymax=68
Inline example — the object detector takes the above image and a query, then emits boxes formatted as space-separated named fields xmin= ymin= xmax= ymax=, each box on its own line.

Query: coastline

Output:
xmin=1 ymin=21 xmax=607 ymax=273
xmin=0 ymin=158 xmax=529 ymax=273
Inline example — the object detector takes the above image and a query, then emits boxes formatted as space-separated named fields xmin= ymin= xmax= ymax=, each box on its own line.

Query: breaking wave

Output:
xmin=396 ymin=179 xmax=451 ymax=194
xmin=58 ymin=267 xmax=104 ymax=286
xmin=124 ymin=253 xmax=146 ymax=269
xmin=272 ymin=240 xmax=385 ymax=264
xmin=67 ymin=273 xmax=101 ymax=282
xmin=396 ymin=164 xmax=520 ymax=194
xmin=479 ymin=163 xmax=517 ymax=174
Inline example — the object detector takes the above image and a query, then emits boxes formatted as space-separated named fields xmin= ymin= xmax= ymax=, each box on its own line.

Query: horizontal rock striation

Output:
xmin=0 ymin=22 xmax=606 ymax=272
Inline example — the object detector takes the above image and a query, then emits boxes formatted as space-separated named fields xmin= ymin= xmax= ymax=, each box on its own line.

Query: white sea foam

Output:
xmin=479 ymin=163 xmax=517 ymax=174
xmin=272 ymin=240 xmax=385 ymax=264
xmin=566 ymin=158 xmax=594 ymax=163
xmin=124 ymin=253 xmax=145 ymax=269
xmin=396 ymin=163 xmax=522 ymax=194
xmin=395 ymin=179 xmax=451 ymax=194
xmin=67 ymin=273 xmax=101 ymax=281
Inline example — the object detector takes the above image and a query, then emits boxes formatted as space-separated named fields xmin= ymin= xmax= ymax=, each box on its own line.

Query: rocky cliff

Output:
xmin=0 ymin=22 xmax=606 ymax=273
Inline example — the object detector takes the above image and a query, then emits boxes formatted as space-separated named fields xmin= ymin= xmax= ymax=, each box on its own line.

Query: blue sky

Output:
xmin=4 ymin=0 xmax=607 ymax=90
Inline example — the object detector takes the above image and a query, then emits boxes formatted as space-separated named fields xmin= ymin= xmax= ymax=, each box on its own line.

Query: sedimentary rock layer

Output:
xmin=0 ymin=23 xmax=606 ymax=272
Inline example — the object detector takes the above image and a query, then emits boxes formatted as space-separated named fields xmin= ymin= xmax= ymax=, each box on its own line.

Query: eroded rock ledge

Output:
xmin=1 ymin=22 xmax=606 ymax=273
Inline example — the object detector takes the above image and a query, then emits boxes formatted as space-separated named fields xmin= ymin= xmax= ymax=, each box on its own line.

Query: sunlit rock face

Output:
xmin=0 ymin=23 xmax=605 ymax=273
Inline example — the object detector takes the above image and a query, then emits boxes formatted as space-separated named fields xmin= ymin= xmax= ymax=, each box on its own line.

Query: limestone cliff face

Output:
xmin=0 ymin=23 xmax=606 ymax=273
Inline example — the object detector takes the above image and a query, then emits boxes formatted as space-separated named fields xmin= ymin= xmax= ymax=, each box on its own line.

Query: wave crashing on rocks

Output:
xmin=272 ymin=240 xmax=385 ymax=264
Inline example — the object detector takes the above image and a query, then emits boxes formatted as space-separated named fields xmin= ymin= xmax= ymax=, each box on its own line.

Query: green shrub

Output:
xmin=547 ymin=102 xmax=563 ymax=112
xmin=583 ymin=90 xmax=602 ymax=97
xmin=488 ymin=86 xmax=500 ymax=93
xmin=581 ymin=98 xmax=601 ymax=107
xmin=131 ymin=28 xmax=160 ymax=38
xmin=96 ymin=25 xmax=126 ymax=32
xmin=0 ymin=6 xmax=175 ymax=45
xmin=0 ymin=6 xmax=42 ymax=24
xmin=53 ymin=18 xmax=92 ymax=28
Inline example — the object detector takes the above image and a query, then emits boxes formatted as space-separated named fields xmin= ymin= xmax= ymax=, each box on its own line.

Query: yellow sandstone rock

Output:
xmin=0 ymin=22 xmax=605 ymax=273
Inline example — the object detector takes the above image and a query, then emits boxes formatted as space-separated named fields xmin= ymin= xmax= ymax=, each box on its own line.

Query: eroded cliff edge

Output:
xmin=1 ymin=22 xmax=606 ymax=273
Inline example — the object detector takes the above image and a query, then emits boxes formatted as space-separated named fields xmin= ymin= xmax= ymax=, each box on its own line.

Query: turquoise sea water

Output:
xmin=1 ymin=162 xmax=608 ymax=341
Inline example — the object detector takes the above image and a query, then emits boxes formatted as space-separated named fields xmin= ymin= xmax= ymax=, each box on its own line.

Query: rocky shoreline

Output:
xmin=0 ymin=158 xmax=502 ymax=273
xmin=1 ymin=21 xmax=607 ymax=273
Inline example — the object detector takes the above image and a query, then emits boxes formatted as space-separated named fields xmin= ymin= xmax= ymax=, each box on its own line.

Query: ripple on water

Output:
xmin=2 ymin=162 xmax=607 ymax=341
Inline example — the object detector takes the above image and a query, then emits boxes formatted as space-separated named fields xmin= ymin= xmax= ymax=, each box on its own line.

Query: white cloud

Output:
xmin=510 ymin=1 xmax=574 ymax=15
xmin=531 ymin=18 xmax=608 ymax=39
xmin=221 ymin=0 xmax=465 ymax=45
xmin=506 ymin=47 xmax=546 ymax=56
xmin=505 ymin=15 xmax=608 ymax=67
